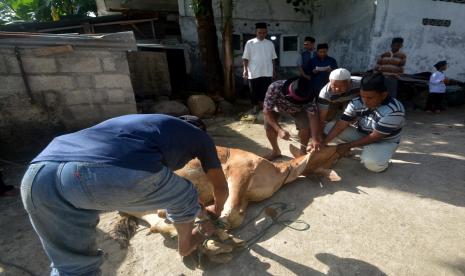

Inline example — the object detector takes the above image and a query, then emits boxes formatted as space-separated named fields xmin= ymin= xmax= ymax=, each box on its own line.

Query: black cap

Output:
xmin=316 ymin=43 xmax=328 ymax=50
xmin=434 ymin=60 xmax=447 ymax=70
xmin=178 ymin=115 xmax=206 ymax=131
xmin=392 ymin=37 xmax=404 ymax=44
xmin=255 ymin=22 xmax=267 ymax=29
xmin=304 ymin=36 xmax=315 ymax=43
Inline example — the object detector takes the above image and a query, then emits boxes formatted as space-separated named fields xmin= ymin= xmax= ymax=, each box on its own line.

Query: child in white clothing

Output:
xmin=426 ymin=60 xmax=449 ymax=113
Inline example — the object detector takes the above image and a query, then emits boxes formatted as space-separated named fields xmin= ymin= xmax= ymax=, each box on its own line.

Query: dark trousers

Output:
xmin=249 ymin=77 xmax=272 ymax=105
xmin=425 ymin=93 xmax=445 ymax=111
xmin=384 ymin=77 xmax=398 ymax=98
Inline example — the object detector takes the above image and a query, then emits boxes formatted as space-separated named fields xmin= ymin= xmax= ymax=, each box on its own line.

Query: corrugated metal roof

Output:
xmin=0 ymin=31 xmax=137 ymax=50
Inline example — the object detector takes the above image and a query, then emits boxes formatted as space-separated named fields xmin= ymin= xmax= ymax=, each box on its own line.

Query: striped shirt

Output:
xmin=317 ymin=76 xmax=361 ymax=109
xmin=375 ymin=51 xmax=406 ymax=76
xmin=341 ymin=96 xmax=405 ymax=142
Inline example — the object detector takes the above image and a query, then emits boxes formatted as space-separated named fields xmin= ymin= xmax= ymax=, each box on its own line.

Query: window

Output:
xmin=283 ymin=36 xmax=298 ymax=52
xmin=232 ymin=34 xmax=241 ymax=51
xmin=422 ymin=18 xmax=451 ymax=27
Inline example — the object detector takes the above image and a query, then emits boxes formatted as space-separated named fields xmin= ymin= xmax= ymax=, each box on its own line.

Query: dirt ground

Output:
xmin=1 ymin=107 xmax=465 ymax=276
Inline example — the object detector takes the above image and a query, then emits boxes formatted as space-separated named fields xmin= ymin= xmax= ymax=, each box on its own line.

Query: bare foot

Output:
xmin=263 ymin=151 xmax=282 ymax=161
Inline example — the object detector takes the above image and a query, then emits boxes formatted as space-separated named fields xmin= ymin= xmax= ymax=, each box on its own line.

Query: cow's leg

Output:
xmin=123 ymin=210 xmax=177 ymax=237
xmin=313 ymin=167 xmax=341 ymax=181
xmin=220 ymin=167 xmax=252 ymax=229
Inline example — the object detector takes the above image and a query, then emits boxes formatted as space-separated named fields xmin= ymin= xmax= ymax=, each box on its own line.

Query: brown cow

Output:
xmin=114 ymin=145 xmax=341 ymax=262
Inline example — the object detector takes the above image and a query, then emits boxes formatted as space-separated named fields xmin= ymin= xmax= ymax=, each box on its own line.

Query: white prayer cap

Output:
xmin=329 ymin=68 xmax=351 ymax=81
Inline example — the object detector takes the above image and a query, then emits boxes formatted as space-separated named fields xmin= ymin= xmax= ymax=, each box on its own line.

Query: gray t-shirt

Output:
xmin=317 ymin=76 xmax=361 ymax=110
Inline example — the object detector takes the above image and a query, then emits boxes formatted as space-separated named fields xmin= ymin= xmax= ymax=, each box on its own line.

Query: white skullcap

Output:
xmin=329 ymin=68 xmax=351 ymax=80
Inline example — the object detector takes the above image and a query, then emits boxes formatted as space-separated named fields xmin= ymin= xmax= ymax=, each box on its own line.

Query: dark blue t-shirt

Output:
xmin=310 ymin=55 xmax=338 ymax=93
xmin=32 ymin=114 xmax=221 ymax=172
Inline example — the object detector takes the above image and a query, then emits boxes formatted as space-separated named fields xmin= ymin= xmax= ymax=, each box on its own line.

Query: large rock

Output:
xmin=187 ymin=95 xmax=216 ymax=118
xmin=148 ymin=100 xmax=189 ymax=116
xmin=217 ymin=100 xmax=236 ymax=116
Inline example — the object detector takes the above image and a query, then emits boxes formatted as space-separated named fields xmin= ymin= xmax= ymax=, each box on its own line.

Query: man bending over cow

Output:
xmin=20 ymin=114 xmax=228 ymax=276
xmin=319 ymin=73 xmax=405 ymax=172
xmin=263 ymin=76 xmax=321 ymax=160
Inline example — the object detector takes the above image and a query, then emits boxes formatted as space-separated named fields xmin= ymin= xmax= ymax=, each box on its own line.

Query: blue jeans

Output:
xmin=21 ymin=161 xmax=200 ymax=276
xmin=325 ymin=122 xmax=399 ymax=172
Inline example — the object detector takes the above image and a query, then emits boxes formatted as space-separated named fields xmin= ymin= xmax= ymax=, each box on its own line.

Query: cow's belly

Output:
xmin=245 ymin=162 xmax=285 ymax=201
xmin=175 ymin=163 xmax=214 ymax=204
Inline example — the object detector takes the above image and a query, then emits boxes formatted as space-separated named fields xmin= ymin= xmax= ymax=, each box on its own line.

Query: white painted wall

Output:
xmin=370 ymin=0 xmax=465 ymax=79
xmin=177 ymin=0 xmax=465 ymax=81
xmin=178 ymin=0 xmax=313 ymax=74
xmin=311 ymin=0 xmax=376 ymax=73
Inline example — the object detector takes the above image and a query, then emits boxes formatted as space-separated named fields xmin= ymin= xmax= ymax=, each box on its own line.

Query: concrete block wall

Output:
xmin=0 ymin=41 xmax=137 ymax=158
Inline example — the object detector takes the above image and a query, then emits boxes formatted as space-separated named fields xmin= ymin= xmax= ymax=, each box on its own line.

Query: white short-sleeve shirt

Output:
xmin=242 ymin=38 xmax=277 ymax=79
xmin=429 ymin=71 xmax=446 ymax=93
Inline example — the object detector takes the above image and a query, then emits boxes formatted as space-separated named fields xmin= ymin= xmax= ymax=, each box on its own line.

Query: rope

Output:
xmin=233 ymin=202 xmax=310 ymax=247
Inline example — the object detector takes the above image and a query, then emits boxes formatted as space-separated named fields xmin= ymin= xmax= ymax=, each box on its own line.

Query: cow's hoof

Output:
xmin=215 ymin=229 xmax=231 ymax=241
xmin=226 ymin=237 xmax=246 ymax=248
xmin=201 ymin=240 xmax=234 ymax=256
xmin=208 ymin=253 xmax=234 ymax=263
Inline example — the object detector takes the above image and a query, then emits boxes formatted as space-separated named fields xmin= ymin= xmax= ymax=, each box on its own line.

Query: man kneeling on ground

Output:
xmin=319 ymin=73 xmax=405 ymax=172
xmin=263 ymin=76 xmax=321 ymax=160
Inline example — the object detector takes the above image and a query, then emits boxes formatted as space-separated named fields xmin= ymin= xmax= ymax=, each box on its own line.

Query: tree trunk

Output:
xmin=221 ymin=0 xmax=235 ymax=101
xmin=194 ymin=0 xmax=224 ymax=96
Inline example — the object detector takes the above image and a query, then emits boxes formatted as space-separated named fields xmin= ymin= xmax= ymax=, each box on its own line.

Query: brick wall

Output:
xmin=0 ymin=32 xmax=137 ymax=158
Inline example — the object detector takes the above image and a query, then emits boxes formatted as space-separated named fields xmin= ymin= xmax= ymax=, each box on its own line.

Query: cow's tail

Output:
xmin=109 ymin=212 xmax=139 ymax=248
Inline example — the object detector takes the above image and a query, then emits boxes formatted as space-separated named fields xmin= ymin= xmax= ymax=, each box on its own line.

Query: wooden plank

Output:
xmin=32 ymin=45 xmax=74 ymax=56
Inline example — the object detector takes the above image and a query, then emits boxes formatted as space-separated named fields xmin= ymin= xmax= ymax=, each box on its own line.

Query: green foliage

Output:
xmin=190 ymin=0 xmax=212 ymax=17
xmin=0 ymin=0 xmax=97 ymax=25
xmin=285 ymin=0 xmax=320 ymax=23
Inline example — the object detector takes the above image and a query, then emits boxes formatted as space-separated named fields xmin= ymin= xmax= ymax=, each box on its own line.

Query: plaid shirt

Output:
xmin=263 ymin=80 xmax=317 ymax=115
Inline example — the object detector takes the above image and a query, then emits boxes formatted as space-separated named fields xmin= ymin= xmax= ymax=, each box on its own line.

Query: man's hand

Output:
xmin=278 ymin=129 xmax=290 ymax=140
xmin=336 ymin=143 xmax=352 ymax=157
xmin=205 ymin=204 xmax=221 ymax=218
xmin=312 ymin=69 xmax=319 ymax=74
xmin=243 ymin=70 xmax=248 ymax=80
xmin=307 ymin=139 xmax=323 ymax=152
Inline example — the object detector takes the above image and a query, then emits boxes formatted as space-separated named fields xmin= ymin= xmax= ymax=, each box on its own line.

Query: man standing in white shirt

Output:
xmin=243 ymin=22 xmax=278 ymax=113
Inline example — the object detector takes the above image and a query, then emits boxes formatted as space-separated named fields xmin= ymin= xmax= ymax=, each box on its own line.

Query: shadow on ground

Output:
xmin=204 ymin=245 xmax=387 ymax=276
